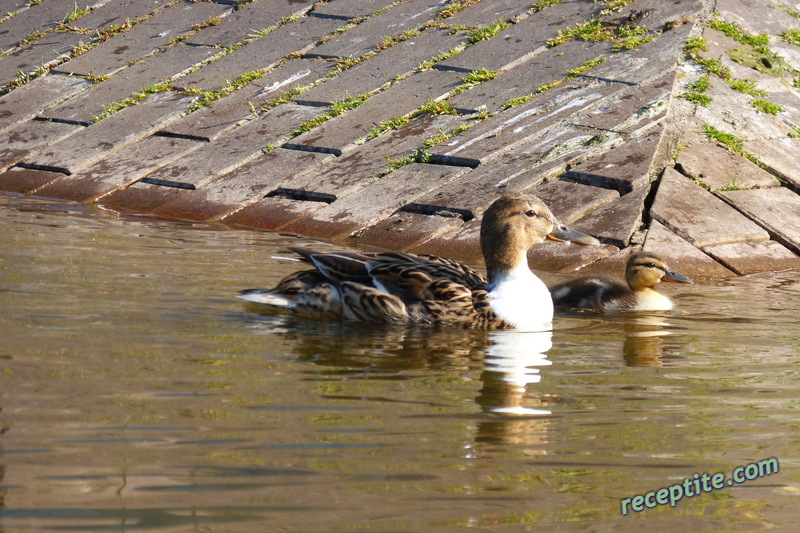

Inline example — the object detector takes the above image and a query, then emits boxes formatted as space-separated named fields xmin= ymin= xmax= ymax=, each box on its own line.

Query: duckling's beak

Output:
xmin=547 ymin=222 xmax=601 ymax=246
xmin=662 ymin=268 xmax=693 ymax=284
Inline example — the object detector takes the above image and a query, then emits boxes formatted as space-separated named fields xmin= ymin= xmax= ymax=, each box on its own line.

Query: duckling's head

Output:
xmin=480 ymin=193 xmax=599 ymax=277
xmin=625 ymin=252 xmax=693 ymax=291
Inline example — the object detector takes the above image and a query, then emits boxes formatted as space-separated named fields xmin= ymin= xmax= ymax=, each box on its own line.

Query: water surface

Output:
xmin=1 ymin=193 xmax=798 ymax=532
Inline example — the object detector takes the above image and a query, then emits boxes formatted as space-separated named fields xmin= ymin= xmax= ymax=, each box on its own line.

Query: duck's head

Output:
xmin=625 ymin=252 xmax=693 ymax=291
xmin=480 ymin=193 xmax=599 ymax=276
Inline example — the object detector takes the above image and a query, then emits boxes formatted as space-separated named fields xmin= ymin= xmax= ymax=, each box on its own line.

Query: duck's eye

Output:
xmin=525 ymin=209 xmax=537 ymax=217
xmin=645 ymin=262 xmax=657 ymax=268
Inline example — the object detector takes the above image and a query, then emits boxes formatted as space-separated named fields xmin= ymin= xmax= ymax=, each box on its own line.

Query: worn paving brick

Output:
xmin=718 ymin=187 xmax=800 ymax=255
xmin=533 ymin=179 xmax=619 ymax=224
xmin=0 ymin=75 xmax=90 ymax=135
xmin=715 ymin=0 xmax=795 ymax=36
xmin=567 ymin=126 xmax=667 ymax=192
xmin=309 ymin=0 xmax=445 ymax=60
xmin=176 ymin=15 xmax=347 ymax=92
xmin=312 ymin=0 xmax=410 ymax=19
xmin=280 ymin=163 xmax=468 ymax=239
xmin=443 ymin=0 xmax=540 ymax=26
xmin=33 ymin=135 xmax=202 ymax=201
xmin=643 ymin=220 xmax=735 ymax=278
xmin=0 ymin=167 xmax=67 ymax=193
xmin=292 ymin=68 xmax=465 ymax=152
xmin=428 ymin=80 xmax=622 ymax=165
xmin=182 ymin=0 xmax=313 ymax=47
xmin=651 ymin=167 xmax=770 ymax=248
xmin=0 ymin=119 xmax=82 ymax=173
xmin=55 ymin=0 xmax=232 ymax=77
xmin=572 ymin=70 xmax=674 ymax=136
xmin=0 ymin=31 xmax=89 ymax=85
xmin=151 ymin=148 xmax=333 ymax=220
xmin=166 ymin=59 xmax=334 ymax=140
xmin=100 ymin=103 xmax=322 ymax=211
xmin=571 ymin=185 xmax=650 ymax=248
xmin=298 ymin=27 xmax=467 ymax=105
xmin=355 ymin=211 xmax=465 ymax=252
xmin=703 ymin=240 xmax=800 ymax=275
xmin=0 ymin=0 xmax=106 ymax=53
xmin=41 ymin=44 xmax=216 ymax=123
xmin=24 ymin=92 xmax=194 ymax=174
xmin=223 ymin=196 xmax=327 ymax=231
xmin=438 ymin=0 xmax=603 ymax=72
xmin=71 ymin=0 xmax=175 ymax=31
xmin=446 ymin=40 xmax=615 ymax=113
xmin=676 ymin=130 xmax=780 ymax=191
xmin=743 ymin=138 xmax=800 ymax=190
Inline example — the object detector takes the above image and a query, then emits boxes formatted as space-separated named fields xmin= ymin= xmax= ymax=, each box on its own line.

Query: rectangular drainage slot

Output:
xmin=280 ymin=144 xmax=342 ymax=156
xmin=265 ymin=188 xmax=336 ymax=204
xmin=401 ymin=203 xmax=474 ymax=222
xmin=139 ymin=177 xmax=196 ymax=190
xmin=426 ymin=154 xmax=481 ymax=169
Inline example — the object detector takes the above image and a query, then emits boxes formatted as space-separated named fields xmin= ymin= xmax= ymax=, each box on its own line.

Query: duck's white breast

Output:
xmin=488 ymin=266 xmax=554 ymax=330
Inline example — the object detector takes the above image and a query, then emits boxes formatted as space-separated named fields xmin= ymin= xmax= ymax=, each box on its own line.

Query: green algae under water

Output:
xmin=1 ymin=192 xmax=799 ymax=532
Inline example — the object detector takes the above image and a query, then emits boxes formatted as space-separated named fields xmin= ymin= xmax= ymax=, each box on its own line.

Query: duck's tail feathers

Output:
xmin=238 ymin=289 xmax=291 ymax=308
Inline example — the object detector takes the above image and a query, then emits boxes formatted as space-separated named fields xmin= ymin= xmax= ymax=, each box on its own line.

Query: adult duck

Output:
xmin=239 ymin=193 xmax=599 ymax=329
xmin=549 ymin=252 xmax=692 ymax=312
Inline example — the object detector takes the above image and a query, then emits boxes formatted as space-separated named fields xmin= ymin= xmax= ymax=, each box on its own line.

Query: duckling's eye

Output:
xmin=645 ymin=262 xmax=657 ymax=268
xmin=525 ymin=209 xmax=537 ymax=217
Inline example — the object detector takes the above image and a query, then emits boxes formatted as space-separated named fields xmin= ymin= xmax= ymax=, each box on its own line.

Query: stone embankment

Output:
xmin=1 ymin=0 xmax=799 ymax=277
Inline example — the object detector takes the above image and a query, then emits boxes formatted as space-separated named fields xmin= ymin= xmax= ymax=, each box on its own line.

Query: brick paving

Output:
xmin=1 ymin=0 xmax=799 ymax=277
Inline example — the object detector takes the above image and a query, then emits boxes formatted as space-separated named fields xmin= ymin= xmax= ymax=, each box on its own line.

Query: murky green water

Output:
xmin=1 ymin=192 xmax=799 ymax=532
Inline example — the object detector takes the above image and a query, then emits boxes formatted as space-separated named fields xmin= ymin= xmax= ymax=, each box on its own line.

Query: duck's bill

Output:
xmin=547 ymin=223 xmax=601 ymax=246
xmin=662 ymin=269 xmax=693 ymax=284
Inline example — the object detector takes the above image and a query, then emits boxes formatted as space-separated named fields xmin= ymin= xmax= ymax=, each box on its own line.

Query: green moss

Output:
xmin=680 ymin=92 xmax=712 ymax=106
xmin=685 ymin=35 xmax=709 ymax=56
xmin=93 ymin=82 xmax=172 ymax=122
xmin=708 ymin=18 xmax=770 ymax=53
xmin=729 ymin=78 xmax=768 ymax=97
xmin=468 ymin=19 xmax=511 ymax=44
xmin=703 ymin=123 xmax=743 ymax=152
xmin=752 ymin=98 xmax=784 ymax=114
xmin=567 ymin=57 xmax=606 ymax=77
xmin=290 ymin=94 xmax=367 ymax=137
xmin=687 ymin=75 xmax=710 ymax=93
xmin=62 ymin=2 xmax=91 ymax=23
xmin=782 ymin=27 xmax=800 ymax=46
xmin=727 ymin=45 xmax=789 ymax=77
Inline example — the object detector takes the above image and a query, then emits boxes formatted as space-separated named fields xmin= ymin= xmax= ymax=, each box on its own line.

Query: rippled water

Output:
xmin=1 ymin=192 xmax=799 ymax=532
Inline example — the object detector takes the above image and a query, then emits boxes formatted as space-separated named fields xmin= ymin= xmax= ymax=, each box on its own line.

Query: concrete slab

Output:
xmin=280 ymin=163 xmax=468 ymax=239
xmin=438 ymin=0 xmax=604 ymax=72
xmin=571 ymin=185 xmax=650 ymax=248
xmin=33 ymin=135 xmax=202 ymax=202
xmin=310 ymin=0 xmax=446 ymax=60
xmin=311 ymin=0 xmax=398 ymax=19
xmin=0 ymin=0 xmax=107 ymax=53
xmin=55 ymin=0 xmax=232 ymax=77
xmin=676 ymin=130 xmax=781 ymax=191
xmin=0 ymin=167 xmax=66 ymax=193
xmin=355 ymin=211 xmax=465 ymax=252
xmin=41 ymin=44 xmax=217 ymax=123
xmin=0 ymin=31 xmax=87 ymax=84
xmin=277 ymin=114 xmax=462 ymax=197
xmin=695 ymin=76 xmax=795 ymax=142
xmin=446 ymin=40 xmax=615 ymax=113
xmin=291 ymin=68 xmax=465 ymax=152
xmin=182 ymin=0 xmax=313 ymax=48
xmin=567 ymin=126 xmax=667 ymax=192
xmin=71 ymin=0 xmax=175 ymax=31
xmin=703 ymin=240 xmax=800 ymax=275
xmin=0 ymin=75 xmax=90 ymax=136
xmin=650 ymin=167 xmax=770 ymax=247
xmin=744 ymin=137 xmax=800 ymax=190
xmin=0 ymin=120 xmax=81 ymax=173
xmin=151 ymin=148 xmax=333 ymax=221
xmin=643 ymin=220 xmax=736 ymax=278
xmin=177 ymin=15 xmax=347 ymax=91
xmin=715 ymin=0 xmax=797 ymax=36
xmin=718 ymin=187 xmax=800 ymax=255
xmin=297 ymin=27 xmax=467 ymax=105
xmin=532 ymin=179 xmax=619 ymax=224
xmin=428 ymin=80 xmax=622 ymax=165
xmin=528 ymin=240 xmax=618 ymax=273
xmin=166 ymin=59 xmax=334 ymax=141
xmin=23 ymin=92 xmax=194 ymax=174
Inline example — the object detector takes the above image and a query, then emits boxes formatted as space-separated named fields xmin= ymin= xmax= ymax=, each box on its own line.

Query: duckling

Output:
xmin=549 ymin=252 xmax=692 ymax=312
xmin=239 ymin=193 xmax=599 ymax=330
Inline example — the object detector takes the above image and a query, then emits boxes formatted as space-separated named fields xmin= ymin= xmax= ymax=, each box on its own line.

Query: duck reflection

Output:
xmin=620 ymin=312 xmax=689 ymax=367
